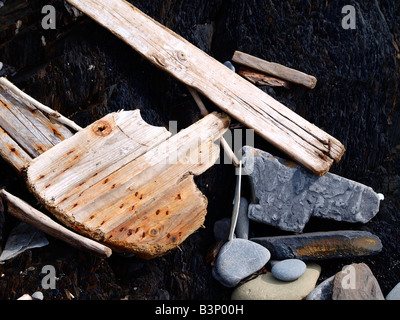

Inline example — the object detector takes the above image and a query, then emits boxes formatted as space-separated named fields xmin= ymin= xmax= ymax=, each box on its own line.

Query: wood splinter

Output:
xmin=0 ymin=189 xmax=112 ymax=258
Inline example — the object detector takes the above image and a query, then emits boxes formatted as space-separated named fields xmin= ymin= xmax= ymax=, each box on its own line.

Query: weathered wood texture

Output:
xmin=65 ymin=0 xmax=345 ymax=176
xmin=26 ymin=110 xmax=230 ymax=258
xmin=232 ymin=51 xmax=318 ymax=89
xmin=0 ymin=78 xmax=74 ymax=173
xmin=238 ymin=67 xmax=291 ymax=89
xmin=0 ymin=189 xmax=112 ymax=258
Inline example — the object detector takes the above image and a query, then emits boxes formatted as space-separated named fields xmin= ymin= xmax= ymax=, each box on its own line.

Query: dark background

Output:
xmin=0 ymin=0 xmax=399 ymax=300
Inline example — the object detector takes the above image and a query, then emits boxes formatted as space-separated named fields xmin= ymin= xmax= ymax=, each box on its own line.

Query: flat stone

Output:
xmin=242 ymin=146 xmax=381 ymax=232
xmin=235 ymin=197 xmax=249 ymax=239
xmin=306 ymin=275 xmax=334 ymax=300
xmin=332 ymin=263 xmax=384 ymax=300
xmin=0 ymin=222 xmax=49 ymax=263
xmin=386 ymin=282 xmax=400 ymax=300
xmin=271 ymin=259 xmax=306 ymax=282
xmin=251 ymin=230 xmax=382 ymax=260
xmin=231 ymin=263 xmax=321 ymax=300
xmin=212 ymin=238 xmax=270 ymax=288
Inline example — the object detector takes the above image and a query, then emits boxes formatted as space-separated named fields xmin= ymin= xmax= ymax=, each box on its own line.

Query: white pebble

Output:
xmin=32 ymin=291 xmax=44 ymax=300
xmin=17 ymin=294 xmax=32 ymax=300
xmin=378 ymin=193 xmax=384 ymax=201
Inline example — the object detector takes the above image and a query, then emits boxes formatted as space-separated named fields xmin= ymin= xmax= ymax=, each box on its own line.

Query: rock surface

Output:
xmin=235 ymin=197 xmax=249 ymax=240
xmin=231 ymin=263 xmax=321 ymax=300
xmin=332 ymin=263 xmax=385 ymax=300
xmin=242 ymin=146 xmax=382 ymax=232
xmin=251 ymin=230 xmax=382 ymax=260
xmin=271 ymin=259 xmax=306 ymax=282
xmin=212 ymin=238 xmax=270 ymax=288
xmin=306 ymin=275 xmax=334 ymax=300
xmin=386 ymin=282 xmax=400 ymax=300
xmin=0 ymin=222 xmax=49 ymax=263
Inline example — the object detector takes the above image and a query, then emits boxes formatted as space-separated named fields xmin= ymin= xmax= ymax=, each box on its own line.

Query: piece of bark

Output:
xmin=238 ymin=67 xmax=291 ymax=89
xmin=0 ymin=189 xmax=112 ymax=258
xmin=232 ymin=51 xmax=317 ymax=89
xmin=26 ymin=111 xmax=230 ymax=258
xmin=65 ymin=0 xmax=344 ymax=176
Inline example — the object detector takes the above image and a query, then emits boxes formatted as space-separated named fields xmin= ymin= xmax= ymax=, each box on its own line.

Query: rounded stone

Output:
xmin=232 ymin=263 xmax=321 ymax=300
xmin=271 ymin=259 xmax=306 ymax=282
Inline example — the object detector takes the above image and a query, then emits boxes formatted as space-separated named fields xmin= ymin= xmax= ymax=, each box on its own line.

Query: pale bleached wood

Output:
xmin=26 ymin=111 xmax=230 ymax=258
xmin=232 ymin=51 xmax=317 ymax=89
xmin=0 ymin=81 xmax=74 ymax=163
xmin=187 ymin=86 xmax=240 ymax=167
xmin=0 ymin=127 xmax=32 ymax=172
xmin=0 ymin=189 xmax=112 ymax=258
xmin=65 ymin=0 xmax=344 ymax=176
xmin=0 ymin=77 xmax=82 ymax=132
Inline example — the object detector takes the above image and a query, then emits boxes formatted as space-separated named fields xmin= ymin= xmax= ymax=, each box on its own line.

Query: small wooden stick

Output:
xmin=232 ymin=51 xmax=317 ymax=89
xmin=0 ymin=189 xmax=112 ymax=258
xmin=187 ymin=86 xmax=240 ymax=167
xmin=0 ymin=77 xmax=83 ymax=132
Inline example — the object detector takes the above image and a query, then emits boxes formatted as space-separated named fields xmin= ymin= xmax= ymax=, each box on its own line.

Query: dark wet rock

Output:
xmin=235 ymin=197 xmax=249 ymax=240
xmin=251 ymin=230 xmax=382 ymax=260
xmin=306 ymin=275 xmax=334 ymax=300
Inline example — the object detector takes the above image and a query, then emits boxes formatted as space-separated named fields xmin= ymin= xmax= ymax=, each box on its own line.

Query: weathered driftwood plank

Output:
xmin=0 ymin=127 xmax=32 ymax=173
xmin=0 ymin=189 xmax=112 ymax=258
xmin=65 ymin=0 xmax=345 ymax=176
xmin=26 ymin=111 xmax=230 ymax=258
xmin=0 ymin=79 xmax=74 ymax=172
xmin=232 ymin=51 xmax=318 ymax=89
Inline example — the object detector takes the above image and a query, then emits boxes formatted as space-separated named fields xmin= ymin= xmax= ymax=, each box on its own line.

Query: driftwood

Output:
xmin=232 ymin=51 xmax=317 ymax=89
xmin=0 ymin=189 xmax=112 ymax=258
xmin=0 ymin=77 xmax=75 ymax=173
xmin=26 ymin=110 xmax=230 ymax=258
xmin=65 ymin=0 xmax=344 ymax=176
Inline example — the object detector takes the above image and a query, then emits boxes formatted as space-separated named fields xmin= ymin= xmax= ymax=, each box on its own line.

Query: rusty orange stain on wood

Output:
xmin=92 ymin=120 xmax=112 ymax=137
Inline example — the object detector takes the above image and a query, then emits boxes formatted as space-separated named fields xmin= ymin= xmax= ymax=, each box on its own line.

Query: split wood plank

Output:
xmin=232 ymin=51 xmax=318 ymax=89
xmin=0 ymin=80 xmax=74 ymax=172
xmin=65 ymin=0 xmax=344 ymax=176
xmin=238 ymin=67 xmax=291 ymax=89
xmin=0 ymin=189 xmax=112 ymax=258
xmin=26 ymin=111 xmax=230 ymax=258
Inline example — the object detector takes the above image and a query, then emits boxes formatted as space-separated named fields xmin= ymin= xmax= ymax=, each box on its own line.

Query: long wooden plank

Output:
xmin=26 ymin=111 xmax=230 ymax=258
xmin=65 ymin=0 xmax=345 ymax=176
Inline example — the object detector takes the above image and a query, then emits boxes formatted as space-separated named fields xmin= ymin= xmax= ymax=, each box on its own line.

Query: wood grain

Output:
xmin=65 ymin=0 xmax=345 ymax=176
xmin=0 ymin=81 xmax=74 ymax=172
xmin=26 ymin=111 xmax=230 ymax=258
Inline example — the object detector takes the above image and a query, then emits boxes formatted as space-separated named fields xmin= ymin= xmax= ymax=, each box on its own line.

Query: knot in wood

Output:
xmin=176 ymin=50 xmax=187 ymax=63
xmin=92 ymin=120 xmax=112 ymax=136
